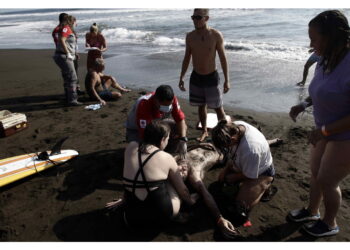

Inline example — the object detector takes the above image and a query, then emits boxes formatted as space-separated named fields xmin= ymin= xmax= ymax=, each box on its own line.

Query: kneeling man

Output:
xmin=125 ymin=85 xmax=188 ymax=158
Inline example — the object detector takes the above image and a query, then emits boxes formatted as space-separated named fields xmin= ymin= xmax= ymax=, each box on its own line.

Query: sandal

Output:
xmin=260 ymin=185 xmax=278 ymax=202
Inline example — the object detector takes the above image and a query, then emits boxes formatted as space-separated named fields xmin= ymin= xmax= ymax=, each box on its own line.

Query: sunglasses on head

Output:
xmin=191 ymin=15 xmax=205 ymax=21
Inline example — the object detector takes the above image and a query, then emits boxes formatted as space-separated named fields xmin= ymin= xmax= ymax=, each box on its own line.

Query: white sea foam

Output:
xmin=225 ymin=40 xmax=307 ymax=61
xmin=152 ymin=36 xmax=184 ymax=46
xmin=0 ymin=8 xmax=176 ymax=19
xmin=101 ymin=27 xmax=185 ymax=47
xmin=102 ymin=27 xmax=153 ymax=42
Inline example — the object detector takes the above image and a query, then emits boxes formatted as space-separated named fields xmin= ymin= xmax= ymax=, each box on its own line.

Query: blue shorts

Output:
xmin=98 ymin=82 xmax=113 ymax=100
xmin=260 ymin=164 xmax=275 ymax=178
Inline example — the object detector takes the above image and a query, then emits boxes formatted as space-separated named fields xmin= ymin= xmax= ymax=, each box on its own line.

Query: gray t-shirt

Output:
xmin=231 ymin=121 xmax=273 ymax=179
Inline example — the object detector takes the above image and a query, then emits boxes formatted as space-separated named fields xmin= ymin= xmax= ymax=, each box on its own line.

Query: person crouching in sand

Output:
xmin=85 ymin=58 xmax=130 ymax=106
xmin=112 ymin=120 xmax=197 ymax=230
xmin=125 ymin=85 xmax=188 ymax=159
xmin=107 ymin=119 xmax=282 ymax=238
xmin=107 ymin=121 xmax=239 ymax=239
xmin=211 ymin=119 xmax=277 ymax=226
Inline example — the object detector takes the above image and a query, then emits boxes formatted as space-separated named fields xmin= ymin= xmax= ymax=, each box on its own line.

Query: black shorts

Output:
xmin=189 ymin=70 xmax=223 ymax=109
xmin=260 ymin=164 xmax=275 ymax=177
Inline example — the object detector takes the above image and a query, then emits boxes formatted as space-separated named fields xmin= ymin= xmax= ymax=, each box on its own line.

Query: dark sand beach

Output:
xmin=1 ymin=49 xmax=350 ymax=242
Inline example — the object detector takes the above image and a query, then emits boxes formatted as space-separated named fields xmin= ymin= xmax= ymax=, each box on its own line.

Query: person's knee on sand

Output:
xmin=111 ymin=91 xmax=122 ymax=99
xmin=235 ymin=176 xmax=273 ymax=208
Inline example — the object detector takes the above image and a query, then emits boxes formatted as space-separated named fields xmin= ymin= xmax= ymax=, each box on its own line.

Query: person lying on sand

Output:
xmin=106 ymin=135 xmax=282 ymax=239
xmin=175 ymin=143 xmax=240 ymax=239
xmin=108 ymin=115 xmax=282 ymax=236
xmin=106 ymin=141 xmax=239 ymax=239
xmin=85 ymin=58 xmax=130 ymax=106
xmin=211 ymin=119 xmax=278 ymax=226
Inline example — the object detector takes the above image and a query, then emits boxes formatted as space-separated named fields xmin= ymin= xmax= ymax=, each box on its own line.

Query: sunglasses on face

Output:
xmin=191 ymin=15 xmax=205 ymax=21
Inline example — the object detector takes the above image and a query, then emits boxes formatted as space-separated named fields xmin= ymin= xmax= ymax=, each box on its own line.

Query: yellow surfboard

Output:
xmin=0 ymin=149 xmax=78 ymax=187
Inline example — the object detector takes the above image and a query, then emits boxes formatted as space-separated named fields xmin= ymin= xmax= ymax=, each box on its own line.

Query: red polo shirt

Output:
xmin=135 ymin=92 xmax=185 ymax=138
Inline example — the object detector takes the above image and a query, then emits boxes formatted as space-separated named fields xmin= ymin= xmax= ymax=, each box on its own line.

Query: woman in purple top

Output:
xmin=288 ymin=10 xmax=350 ymax=237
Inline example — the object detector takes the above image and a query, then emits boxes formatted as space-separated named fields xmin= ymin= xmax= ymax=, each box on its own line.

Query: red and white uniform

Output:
xmin=55 ymin=25 xmax=77 ymax=56
xmin=52 ymin=25 xmax=60 ymax=47
xmin=126 ymin=92 xmax=185 ymax=139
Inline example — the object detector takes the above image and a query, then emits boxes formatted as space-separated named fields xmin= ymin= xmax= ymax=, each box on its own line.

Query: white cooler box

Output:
xmin=0 ymin=110 xmax=28 ymax=137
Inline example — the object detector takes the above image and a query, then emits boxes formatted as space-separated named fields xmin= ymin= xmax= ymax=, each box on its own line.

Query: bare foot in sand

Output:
xmin=120 ymin=87 xmax=131 ymax=93
xmin=105 ymin=198 xmax=124 ymax=211
xmin=196 ymin=130 xmax=209 ymax=142
xmin=268 ymin=138 xmax=283 ymax=147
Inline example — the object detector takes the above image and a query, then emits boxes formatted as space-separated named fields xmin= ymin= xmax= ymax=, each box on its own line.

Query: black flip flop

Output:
xmin=260 ymin=186 xmax=278 ymax=202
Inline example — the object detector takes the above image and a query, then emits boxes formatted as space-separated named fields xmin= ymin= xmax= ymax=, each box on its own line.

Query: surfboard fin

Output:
xmin=50 ymin=137 xmax=69 ymax=156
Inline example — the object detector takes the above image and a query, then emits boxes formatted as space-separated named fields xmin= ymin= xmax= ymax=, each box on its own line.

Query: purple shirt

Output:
xmin=309 ymin=51 xmax=350 ymax=141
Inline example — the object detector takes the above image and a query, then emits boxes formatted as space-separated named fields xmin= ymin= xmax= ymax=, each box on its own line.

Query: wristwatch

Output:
xmin=179 ymin=136 xmax=188 ymax=142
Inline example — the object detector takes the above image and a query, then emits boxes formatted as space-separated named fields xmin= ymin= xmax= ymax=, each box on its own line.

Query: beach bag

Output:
xmin=0 ymin=110 xmax=28 ymax=137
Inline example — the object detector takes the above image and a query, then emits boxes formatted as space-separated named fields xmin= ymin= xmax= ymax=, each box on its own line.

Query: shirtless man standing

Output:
xmin=179 ymin=8 xmax=230 ymax=142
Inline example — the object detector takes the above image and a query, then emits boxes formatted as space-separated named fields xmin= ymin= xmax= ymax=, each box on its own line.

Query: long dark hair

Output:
xmin=211 ymin=120 xmax=239 ymax=155
xmin=139 ymin=120 xmax=170 ymax=154
xmin=309 ymin=10 xmax=350 ymax=73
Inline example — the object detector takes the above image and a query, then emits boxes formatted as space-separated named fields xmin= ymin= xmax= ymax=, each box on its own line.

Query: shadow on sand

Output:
xmin=55 ymin=149 xmax=126 ymax=202
xmin=0 ymin=94 xmax=92 ymax=113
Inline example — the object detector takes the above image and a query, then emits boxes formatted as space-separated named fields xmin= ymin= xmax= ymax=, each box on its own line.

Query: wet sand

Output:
xmin=1 ymin=49 xmax=350 ymax=242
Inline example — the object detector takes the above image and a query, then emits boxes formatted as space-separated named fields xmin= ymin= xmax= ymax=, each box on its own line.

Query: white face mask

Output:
xmin=159 ymin=104 xmax=172 ymax=113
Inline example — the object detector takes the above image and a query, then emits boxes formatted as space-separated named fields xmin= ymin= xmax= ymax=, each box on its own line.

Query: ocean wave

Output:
xmin=102 ymin=27 xmax=185 ymax=47
xmin=225 ymin=40 xmax=307 ymax=61
xmin=102 ymin=27 xmax=154 ymax=42
xmin=153 ymin=36 xmax=184 ymax=46
xmin=0 ymin=8 xmax=180 ymax=19
xmin=102 ymin=27 xmax=307 ymax=60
